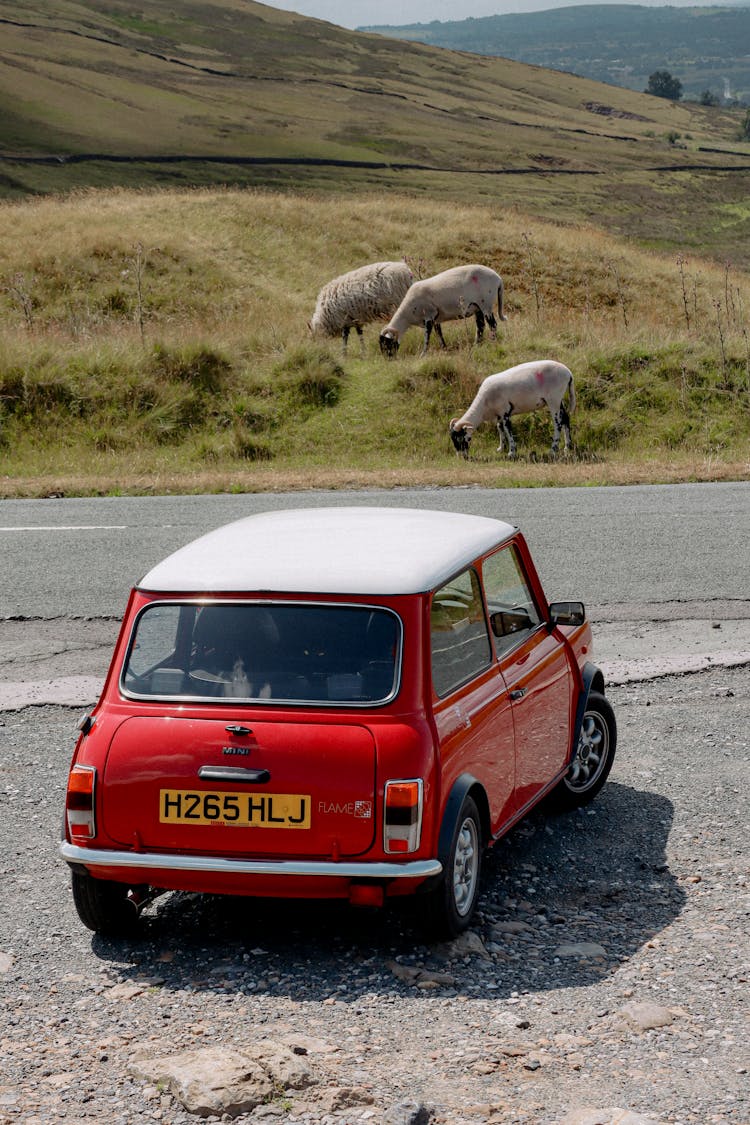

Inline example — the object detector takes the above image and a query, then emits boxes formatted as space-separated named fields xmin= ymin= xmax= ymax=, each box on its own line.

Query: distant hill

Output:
xmin=361 ymin=4 xmax=750 ymax=102
xmin=2 ymin=0 xmax=750 ymax=265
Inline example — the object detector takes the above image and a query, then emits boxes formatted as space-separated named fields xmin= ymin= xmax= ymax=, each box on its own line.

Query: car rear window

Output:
xmin=121 ymin=601 xmax=401 ymax=705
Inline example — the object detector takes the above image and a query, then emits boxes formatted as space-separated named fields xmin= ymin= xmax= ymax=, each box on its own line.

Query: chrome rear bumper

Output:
xmin=60 ymin=841 xmax=442 ymax=880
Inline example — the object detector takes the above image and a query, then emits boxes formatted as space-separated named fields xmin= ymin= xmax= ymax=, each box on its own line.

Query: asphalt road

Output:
xmin=1 ymin=482 xmax=749 ymax=709
xmin=1 ymin=481 xmax=750 ymax=618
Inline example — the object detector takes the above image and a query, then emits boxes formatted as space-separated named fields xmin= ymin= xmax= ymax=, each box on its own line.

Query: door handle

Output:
xmin=509 ymin=688 xmax=527 ymax=701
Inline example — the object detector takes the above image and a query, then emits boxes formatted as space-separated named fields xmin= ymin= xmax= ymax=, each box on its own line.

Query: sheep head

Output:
xmin=449 ymin=419 xmax=473 ymax=458
xmin=379 ymin=329 xmax=400 ymax=358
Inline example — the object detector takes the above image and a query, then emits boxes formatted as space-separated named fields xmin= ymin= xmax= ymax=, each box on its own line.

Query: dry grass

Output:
xmin=4 ymin=455 xmax=750 ymax=501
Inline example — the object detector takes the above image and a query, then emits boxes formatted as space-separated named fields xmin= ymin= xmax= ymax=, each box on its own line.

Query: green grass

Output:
xmin=0 ymin=186 xmax=749 ymax=496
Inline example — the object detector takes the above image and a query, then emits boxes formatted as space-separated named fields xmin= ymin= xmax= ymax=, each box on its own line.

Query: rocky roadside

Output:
xmin=0 ymin=667 xmax=748 ymax=1125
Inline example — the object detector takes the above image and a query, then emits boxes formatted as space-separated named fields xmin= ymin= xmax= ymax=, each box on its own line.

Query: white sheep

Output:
xmin=308 ymin=261 xmax=414 ymax=353
xmin=449 ymin=360 xmax=576 ymax=458
xmin=379 ymin=264 xmax=506 ymax=357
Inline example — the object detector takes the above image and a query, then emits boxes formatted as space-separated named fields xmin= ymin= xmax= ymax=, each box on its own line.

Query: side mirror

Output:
xmin=548 ymin=601 xmax=586 ymax=628
xmin=490 ymin=608 xmax=533 ymax=638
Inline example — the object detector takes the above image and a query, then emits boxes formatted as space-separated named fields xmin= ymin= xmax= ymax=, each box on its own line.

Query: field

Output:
xmin=1 ymin=187 xmax=749 ymax=497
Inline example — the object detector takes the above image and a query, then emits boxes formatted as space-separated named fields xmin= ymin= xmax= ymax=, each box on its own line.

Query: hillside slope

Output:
xmin=1 ymin=187 xmax=749 ymax=495
xmin=1 ymin=0 xmax=750 ymax=263
xmin=363 ymin=4 xmax=750 ymax=102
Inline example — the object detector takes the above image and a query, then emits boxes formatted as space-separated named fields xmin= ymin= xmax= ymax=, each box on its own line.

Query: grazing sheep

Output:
xmin=308 ymin=261 xmax=414 ymax=354
xmin=379 ymin=264 xmax=506 ymax=357
xmin=449 ymin=360 xmax=576 ymax=458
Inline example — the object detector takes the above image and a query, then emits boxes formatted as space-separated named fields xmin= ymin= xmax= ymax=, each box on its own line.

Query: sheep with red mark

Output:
xmin=449 ymin=360 xmax=576 ymax=458
xmin=308 ymin=261 xmax=414 ymax=354
xmin=379 ymin=264 xmax=506 ymax=357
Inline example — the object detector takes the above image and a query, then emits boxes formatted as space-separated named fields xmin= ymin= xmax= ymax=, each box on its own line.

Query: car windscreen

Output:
xmin=121 ymin=601 xmax=401 ymax=705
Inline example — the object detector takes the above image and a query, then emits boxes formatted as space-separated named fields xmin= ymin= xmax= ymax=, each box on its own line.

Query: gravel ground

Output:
xmin=1 ymin=667 xmax=748 ymax=1125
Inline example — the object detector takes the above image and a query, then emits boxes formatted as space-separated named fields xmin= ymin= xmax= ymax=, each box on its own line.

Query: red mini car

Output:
xmin=61 ymin=507 xmax=616 ymax=938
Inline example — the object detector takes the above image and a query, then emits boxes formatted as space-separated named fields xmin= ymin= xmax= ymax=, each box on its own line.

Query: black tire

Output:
xmin=549 ymin=691 xmax=617 ymax=810
xmin=421 ymin=796 xmax=483 ymax=940
xmin=71 ymin=871 xmax=140 ymax=937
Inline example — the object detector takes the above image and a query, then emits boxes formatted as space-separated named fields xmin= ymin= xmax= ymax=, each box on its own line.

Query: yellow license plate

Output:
xmin=159 ymin=789 xmax=311 ymax=828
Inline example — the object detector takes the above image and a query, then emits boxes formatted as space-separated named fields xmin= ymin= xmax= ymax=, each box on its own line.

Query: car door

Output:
xmin=481 ymin=545 xmax=572 ymax=816
xmin=430 ymin=566 xmax=517 ymax=832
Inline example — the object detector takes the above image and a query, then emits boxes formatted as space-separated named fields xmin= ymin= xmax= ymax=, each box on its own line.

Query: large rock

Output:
xmin=129 ymin=1042 xmax=312 ymax=1118
xmin=554 ymin=942 xmax=608 ymax=959
xmin=383 ymin=1102 xmax=435 ymax=1125
xmin=618 ymin=1001 xmax=676 ymax=1032
xmin=437 ymin=931 xmax=491 ymax=960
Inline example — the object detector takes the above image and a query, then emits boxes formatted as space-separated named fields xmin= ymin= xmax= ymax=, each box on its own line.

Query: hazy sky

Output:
xmin=259 ymin=0 xmax=724 ymax=31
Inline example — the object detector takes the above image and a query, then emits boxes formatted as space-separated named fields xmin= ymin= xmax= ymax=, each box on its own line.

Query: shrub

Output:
xmin=271 ymin=345 xmax=345 ymax=410
xmin=0 ymin=365 xmax=77 ymax=416
xmin=149 ymin=344 xmax=232 ymax=393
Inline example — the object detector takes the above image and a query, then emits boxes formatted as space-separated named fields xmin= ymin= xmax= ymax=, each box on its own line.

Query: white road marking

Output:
xmin=0 ymin=526 xmax=128 ymax=532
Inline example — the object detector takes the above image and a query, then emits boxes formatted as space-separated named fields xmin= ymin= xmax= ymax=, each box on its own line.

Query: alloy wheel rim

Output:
xmin=566 ymin=711 xmax=609 ymax=792
xmin=452 ymin=817 xmax=479 ymax=916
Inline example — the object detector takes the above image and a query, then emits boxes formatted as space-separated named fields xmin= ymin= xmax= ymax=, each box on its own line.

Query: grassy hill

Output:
xmin=363 ymin=4 xmax=750 ymax=103
xmin=1 ymin=188 xmax=749 ymax=497
xmin=2 ymin=0 xmax=750 ymax=265
xmin=1 ymin=2 xmax=749 ymax=495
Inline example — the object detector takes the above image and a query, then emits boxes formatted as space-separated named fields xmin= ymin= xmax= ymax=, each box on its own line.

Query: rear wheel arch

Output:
xmin=437 ymin=773 xmax=489 ymax=858
xmin=416 ymin=774 xmax=489 ymax=939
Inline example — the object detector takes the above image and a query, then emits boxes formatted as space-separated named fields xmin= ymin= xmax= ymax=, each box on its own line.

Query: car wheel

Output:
xmin=71 ymin=871 xmax=140 ymax=937
xmin=422 ymin=796 xmax=483 ymax=939
xmin=550 ymin=691 xmax=617 ymax=810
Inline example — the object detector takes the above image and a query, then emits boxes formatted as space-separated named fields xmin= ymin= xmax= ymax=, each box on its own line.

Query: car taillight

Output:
xmin=66 ymin=765 xmax=97 ymax=841
xmin=384 ymin=779 xmax=423 ymax=854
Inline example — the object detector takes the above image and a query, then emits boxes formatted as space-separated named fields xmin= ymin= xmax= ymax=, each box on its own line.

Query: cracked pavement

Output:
xmin=1 ymin=601 xmax=749 ymax=710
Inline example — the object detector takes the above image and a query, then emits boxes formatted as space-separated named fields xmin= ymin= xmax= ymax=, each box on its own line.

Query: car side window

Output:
xmin=430 ymin=568 xmax=492 ymax=697
xmin=482 ymin=546 xmax=542 ymax=656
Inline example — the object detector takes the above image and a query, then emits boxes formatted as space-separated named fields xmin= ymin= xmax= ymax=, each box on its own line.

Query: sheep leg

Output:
xmin=552 ymin=401 xmax=572 ymax=454
xmin=486 ymin=312 xmax=498 ymax=341
xmin=355 ymin=324 xmax=365 ymax=357
xmin=342 ymin=325 xmax=350 ymax=354
xmin=434 ymin=322 xmax=447 ymax=349
xmin=500 ymin=407 xmax=517 ymax=458
xmin=474 ymin=309 xmax=485 ymax=342
xmin=495 ymin=418 xmax=505 ymax=454
xmin=421 ymin=320 xmax=434 ymax=354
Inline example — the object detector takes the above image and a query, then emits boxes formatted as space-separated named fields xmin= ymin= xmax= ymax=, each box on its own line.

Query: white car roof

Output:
xmin=138 ymin=507 xmax=517 ymax=596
